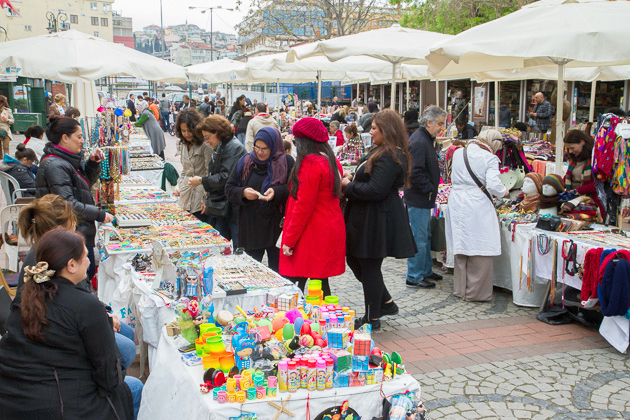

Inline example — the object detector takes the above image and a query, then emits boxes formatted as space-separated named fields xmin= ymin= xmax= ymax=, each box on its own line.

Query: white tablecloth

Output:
xmin=138 ymin=328 xmax=421 ymax=420
xmin=130 ymin=168 xmax=164 ymax=189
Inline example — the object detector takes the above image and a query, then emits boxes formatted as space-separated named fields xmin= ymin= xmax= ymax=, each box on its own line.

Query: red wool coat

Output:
xmin=279 ymin=154 xmax=346 ymax=278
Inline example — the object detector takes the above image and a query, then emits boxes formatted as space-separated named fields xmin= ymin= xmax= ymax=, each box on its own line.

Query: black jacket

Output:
xmin=0 ymin=277 xmax=133 ymax=420
xmin=199 ymin=102 xmax=211 ymax=117
xmin=201 ymin=137 xmax=246 ymax=221
xmin=345 ymin=149 xmax=417 ymax=259
xmin=404 ymin=127 xmax=440 ymax=209
xmin=36 ymin=143 xmax=105 ymax=246
xmin=225 ymin=154 xmax=294 ymax=250
xmin=0 ymin=156 xmax=36 ymax=196
xmin=405 ymin=121 xmax=420 ymax=138
xmin=126 ymin=99 xmax=136 ymax=122
xmin=236 ymin=115 xmax=253 ymax=136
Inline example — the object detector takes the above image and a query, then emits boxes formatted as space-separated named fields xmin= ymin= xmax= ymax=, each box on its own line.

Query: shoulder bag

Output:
xmin=462 ymin=147 xmax=494 ymax=204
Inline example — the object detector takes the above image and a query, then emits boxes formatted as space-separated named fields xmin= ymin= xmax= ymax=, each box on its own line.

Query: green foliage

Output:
xmin=391 ymin=0 xmax=532 ymax=35
xmin=15 ymin=99 xmax=28 ymax=113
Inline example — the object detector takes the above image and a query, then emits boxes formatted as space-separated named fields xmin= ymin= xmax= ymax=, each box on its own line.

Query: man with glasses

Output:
xmin=245 ymin=102 xmax=280 ymax=153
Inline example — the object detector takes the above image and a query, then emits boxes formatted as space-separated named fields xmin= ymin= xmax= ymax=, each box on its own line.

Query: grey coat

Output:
xmin=140 ymin=109 xmax=166 ymax=156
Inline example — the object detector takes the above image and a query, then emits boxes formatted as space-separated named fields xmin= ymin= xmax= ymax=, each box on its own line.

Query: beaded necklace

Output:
xmin=537 ymin=234 xmax=552 ymax=255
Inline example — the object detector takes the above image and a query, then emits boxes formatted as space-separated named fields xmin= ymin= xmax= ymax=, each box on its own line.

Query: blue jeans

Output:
xmin=161 ymin=111 xmax=170 ymax=131
xmin=212 ymin=217 xmax=239 ymax=248
xmin=115 ymin=322 xmax=136 ymax=370
xmin=124 ymin=376 xmax=143 ymax=420
xmin=406 ymin=206 xmax=433 ymax=283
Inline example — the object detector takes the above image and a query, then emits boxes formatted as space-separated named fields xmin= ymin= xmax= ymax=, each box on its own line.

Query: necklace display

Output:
xmin=537 ymin=234 xmax=552 ymax=255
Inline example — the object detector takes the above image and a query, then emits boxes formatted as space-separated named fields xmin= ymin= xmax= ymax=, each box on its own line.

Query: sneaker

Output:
xmin=380 ymin=302 xmax=399 ymax=317
xmin=406 ymin=279 xmax=436 ymax=288
xmin=354 ymin=316 xmax=381 ymax=332
xmin=426 ymin=272 xmax=443 ymax=281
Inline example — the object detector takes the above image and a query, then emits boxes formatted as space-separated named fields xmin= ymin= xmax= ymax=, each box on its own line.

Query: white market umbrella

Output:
xmin=287 ymin=24 xmax=452 ymax=110
xmin=0 ymin=30 xmax=187 ymax=83
xmin=70 ymin=80 xmax=100 ymax=118
xmin=426 ymin=0 xmax=630 ymax=171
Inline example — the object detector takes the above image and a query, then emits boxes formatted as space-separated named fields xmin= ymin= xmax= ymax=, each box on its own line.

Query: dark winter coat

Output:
xmin=0 ymin=276 xmax=133 ymax=420
xmin=459 ymin=124 xmax=478 ymax=140
xmin=126 ymin=99 xmax=136 ymax=122
xmin=0 ymin=154 xmax=36 ymax=196
xmin=404 ymin=127 xmax=440 ymax=209
xmin=201 ymin=137 xmax=246 ymax=222
xmin=225 ymin=155 xmax=294 ymax=250
xmin=236 ymin=115 xmax=253 ymax=137
xmin=345 ymin=148 xmax=417 ymax=259
xmin=36 ymin=143 xmax=105 ymax=246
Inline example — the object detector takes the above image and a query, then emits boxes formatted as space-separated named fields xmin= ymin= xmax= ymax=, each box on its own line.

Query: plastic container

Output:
xmin=307 ymin=360 xmax=317 ymax=391
xmin=278 ymin=360 xmax=288 ymax=391
xmin=325 ymin=358 xmax=334 ymax=388
xmin=325 ymin=295 xmax=339 ymax=305
xmin=287 ymin=361 xmax=298 ymax=392
xmin=316 ymin=360 xmax=326 ymax=390
xmin=203 ymin=263 xmax=214 ymax=295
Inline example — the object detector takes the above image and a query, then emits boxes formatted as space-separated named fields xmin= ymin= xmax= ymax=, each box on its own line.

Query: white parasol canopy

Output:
xmin=287 ymin=24 xmax=452 ymax=109
xmin=0 ymin=30 xmax=187 ymax=83
xmin=426 ymin=0 xmax=630 ymax=170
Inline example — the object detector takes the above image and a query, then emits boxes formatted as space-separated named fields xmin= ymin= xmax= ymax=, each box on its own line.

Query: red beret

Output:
xmin=292 ymin=117 xmax=329 ymax=143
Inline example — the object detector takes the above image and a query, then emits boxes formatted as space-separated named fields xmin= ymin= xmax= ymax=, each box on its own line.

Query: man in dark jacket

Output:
xmin=404 ymin=105 xmax=446 ymax=288
xmin=126 ymin=94 xmax=137 ymax=122
xmin=456 ymin=119 xmax=478 ymax=140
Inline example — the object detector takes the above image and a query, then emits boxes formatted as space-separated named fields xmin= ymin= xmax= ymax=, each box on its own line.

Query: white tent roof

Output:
xmin=247 ymin=53 xmax=393 ymax=73
xmin=427 ymin=0 xmax=630 ymax=78
xmin=0 ymin=30 xmax=187 ymax=83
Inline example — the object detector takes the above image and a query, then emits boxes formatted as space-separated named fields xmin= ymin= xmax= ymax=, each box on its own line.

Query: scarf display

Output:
xmin=519 ymin=194 xmax=540 ymax=213
xmin=236 ymin=127 xmax=287 ymax=191
xmin=538 ymin=194 xmax=559 ymax=209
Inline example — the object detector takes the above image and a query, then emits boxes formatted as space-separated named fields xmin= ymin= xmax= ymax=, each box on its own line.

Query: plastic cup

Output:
xmin=219 ymin=352 xmax=235 ymax=372
xmin=217 ymin=391 xmax=227 ymax=404
xmin=202 ymin=355 xmax=221 ymax=370
xmin=195 ymin=338 xmax=205 ymax=356
xmin=199 ymin=323 xmax=215 ymax=334
xmin=240 ymin=375 xmax=251 ymax=390
xmin=207 ymin=336 xmax=225 ymax=354
xmin=227 ymin=391 xmax=236 ymax=403
xmin=256 ymin=386 xmax=266 ymax=399
xmin=234 ymin=375 xmax=242 ymax=390
xmin=236 ymin=391 xmax=246 ymax=403
xmin=267 ymin=375 xmax=277 ymax=388
xmin=324 ymin=295 xmax=339 ymax=304
xmin=247 ymin=387 xmax=256 ymax=400
xmin=226 ymin=378 xmax=236 ymax=392
xmin=267 ymin=387 xmax=277 ymax=397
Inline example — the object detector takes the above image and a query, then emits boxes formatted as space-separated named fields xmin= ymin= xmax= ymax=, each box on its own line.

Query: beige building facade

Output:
xmin=0 ymin=0 xmax=114 ymax=42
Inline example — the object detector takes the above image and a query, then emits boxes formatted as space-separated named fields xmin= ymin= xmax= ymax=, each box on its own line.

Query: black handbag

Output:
xmin=0 ymin=128 xmax=7 ymax=138
xmin=536 ymin=215 xmax=562 ymax=232
xmin=203 ymin=195 xmax=230 ymax=218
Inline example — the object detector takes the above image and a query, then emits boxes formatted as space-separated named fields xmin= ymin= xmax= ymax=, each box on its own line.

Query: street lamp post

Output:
xmin=46 ymin=11 xmax=68 ymax=33
xmin=189 ymin=5 xmax=233 ymax=62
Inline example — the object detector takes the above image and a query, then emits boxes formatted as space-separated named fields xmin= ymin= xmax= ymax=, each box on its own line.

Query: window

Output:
xmin=91 ymin=17 xmax=98 ymax=25
xmin=101 ymin=18 xmax=108 ymax=26
xmin=6 ymin=8 xmax=19 ymax=17
xmin=24 ymin=25 xmax=31 ymax=31
xmin=70 ymin=14 xmax=78 ymax=24
xmin=103 ymin=4 xmax=111 ymax=12
xmin=90 ymin=2 xmax=98 ymax=10
xmin=93 ymin=31 xmax=99 ymax=37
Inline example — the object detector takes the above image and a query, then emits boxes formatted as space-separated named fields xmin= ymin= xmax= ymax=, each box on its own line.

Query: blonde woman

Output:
xmin=0 ymin=95 xmax=14 ymax=155
xmin=48 ymin=93 xmax=67 ymax=118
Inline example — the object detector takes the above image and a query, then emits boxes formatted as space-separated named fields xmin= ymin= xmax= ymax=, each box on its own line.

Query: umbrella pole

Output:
xmin=391 ymin=63 xmax=397 ymax=111
xmin=317 ymin=70 xmax=322 ymax=117
xmin=435 ymin=80 xmax=439 ymax=106
xmin=406 ymin=80 xmax=410 ymax=111
xmin=555 ymin=62 xmax=566 ymax=173
xmin=494 ymin=81 xmax=500 ymax=129
xmin=589 ymin=80 xmax=597 ymax=123
xmin=276 ymin=79 xmax=280 ymax=113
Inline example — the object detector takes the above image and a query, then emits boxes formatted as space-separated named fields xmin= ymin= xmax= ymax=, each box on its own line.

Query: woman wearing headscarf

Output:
xmin=225 ymin=127 xmax=293 ymax=272
xmin=279 ymin=117 xmax=346 ymax=296
xmin=445 ymin=129 xmax=508 ymax=301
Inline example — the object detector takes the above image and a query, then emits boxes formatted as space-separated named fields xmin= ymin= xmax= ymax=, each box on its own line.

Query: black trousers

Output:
xmin=346 ymin=255 xmax=391 ymax=320
xmin=246 ymin=246 xmax=280 ymax=273
xmin=285 ymin=276 xmax=331 ymax=298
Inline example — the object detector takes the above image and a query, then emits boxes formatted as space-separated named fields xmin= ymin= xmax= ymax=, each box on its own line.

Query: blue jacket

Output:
xmin=0 ymin=153 xmax=36 ymax=196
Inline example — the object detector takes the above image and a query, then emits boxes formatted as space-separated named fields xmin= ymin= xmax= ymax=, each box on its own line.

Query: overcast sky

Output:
xmin=112 ymin=0 xmax=247 ymax=34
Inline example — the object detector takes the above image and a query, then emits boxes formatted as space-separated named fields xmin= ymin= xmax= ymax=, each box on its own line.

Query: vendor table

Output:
xmin=138 ymin=327 xmax=421 ymax=420
xmin=130 ymin=168 xmax=164 ymax=189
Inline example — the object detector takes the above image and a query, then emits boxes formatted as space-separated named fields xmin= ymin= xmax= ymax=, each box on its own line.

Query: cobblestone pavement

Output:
xmin=328 ymin=258 xmax=623 ymax=420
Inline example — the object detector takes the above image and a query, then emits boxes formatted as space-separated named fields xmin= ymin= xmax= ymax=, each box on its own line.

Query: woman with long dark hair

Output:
xmin=279 ymin=117 xmax=346 ymax=296
xmin=173 ymin=108 xmax=212 ymax=221
xmin=36 ymin=116 xmax=113 ymax=282
xmin=0 ymin=228 xmax=142 ymax=419
xmin=342 ymin=110 xmax=417 ymax=331
xmin=225 ymin=127 xmax=293 ymax=272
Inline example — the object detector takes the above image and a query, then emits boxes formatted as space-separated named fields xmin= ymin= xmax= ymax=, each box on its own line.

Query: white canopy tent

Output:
xmin=0 ymin=30 xmax=187 ymax=117
xmin=286 ymin=24 xmax=452 ymax=110
xmin=426 ymin=0 xmax=630 ymax=171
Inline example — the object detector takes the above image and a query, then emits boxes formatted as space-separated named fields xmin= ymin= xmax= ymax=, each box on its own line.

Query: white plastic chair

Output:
xmin=0 ymin=170 xmax=33 ymax=205
xmin=0 ymin=204 xmax=27 ymax=272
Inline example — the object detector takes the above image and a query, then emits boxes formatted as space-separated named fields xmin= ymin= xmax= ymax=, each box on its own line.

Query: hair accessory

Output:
xmin=24 ymin=262 xmax=56 ymax=284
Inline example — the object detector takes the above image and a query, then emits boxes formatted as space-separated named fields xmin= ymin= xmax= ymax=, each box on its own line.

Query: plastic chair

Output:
xmin=0 ymin=204 xmax=27 ymax=272
xmin=0 ymin=170 xmax=33 ymax=205
xmin=0 ymin=285 xmax=11 ymax=335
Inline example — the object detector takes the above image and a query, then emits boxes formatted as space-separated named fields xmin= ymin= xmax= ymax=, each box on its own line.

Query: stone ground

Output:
xmin=4 ymin=130 xmax=628 ymax=419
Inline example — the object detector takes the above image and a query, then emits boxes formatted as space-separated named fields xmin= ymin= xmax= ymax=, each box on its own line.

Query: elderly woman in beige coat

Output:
xmin=445 ymin=129 xmax=508 ymax=302
xmin=173 ymin=108 xmax=212 ymax=222
xmin=0 ymin=95 xmax=14 ymax=156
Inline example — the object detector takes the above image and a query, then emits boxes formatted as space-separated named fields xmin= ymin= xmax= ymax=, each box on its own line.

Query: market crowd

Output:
xmin=0 ymin=88 xmax=620 ymax=419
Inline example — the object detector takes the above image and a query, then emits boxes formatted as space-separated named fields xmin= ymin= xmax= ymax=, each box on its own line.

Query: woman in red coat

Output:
xmin=280 ymin=117 xmax=346 ymax=296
